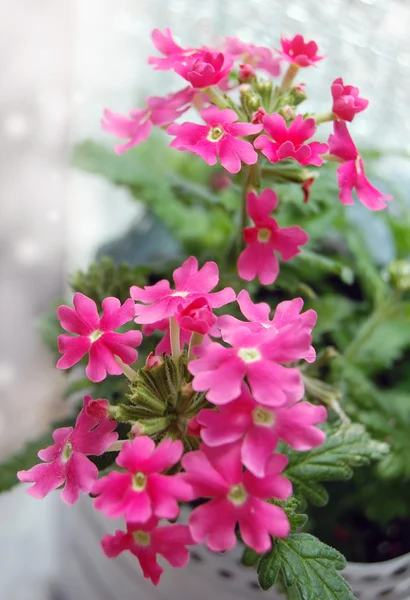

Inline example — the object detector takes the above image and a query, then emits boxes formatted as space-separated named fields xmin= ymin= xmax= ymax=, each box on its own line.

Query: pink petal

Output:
xmin=61 ymin=452 xmax=98 ymax=505
xmin=56 ymin=335 xmax=90 ymax=370
xmin=73 ymin=293 xmax=100 ymax=330
xmin=189 ymin=499 xmax=237 ymax=551
xmin=242 ymin=425 xmax=278 ymax=477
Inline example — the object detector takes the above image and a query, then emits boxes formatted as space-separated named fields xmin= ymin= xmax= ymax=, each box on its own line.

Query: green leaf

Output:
xmin=258 ymin=534 xmax=356 ymax=600
xmin=241 ymin=546 xmax=262 ymax=567
xmin=284 ymin=423 xmax=389 ymax=506
xmin=292 ymin=250 xmax=354 ymax=285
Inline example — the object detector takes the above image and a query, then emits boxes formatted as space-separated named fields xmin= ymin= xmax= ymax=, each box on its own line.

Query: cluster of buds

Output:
xmin=18 ymin=28 xmax=392 ymax=586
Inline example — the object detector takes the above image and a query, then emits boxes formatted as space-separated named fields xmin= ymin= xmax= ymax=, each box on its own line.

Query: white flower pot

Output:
xmin=58 ymin=497 xmax=410 ymax=600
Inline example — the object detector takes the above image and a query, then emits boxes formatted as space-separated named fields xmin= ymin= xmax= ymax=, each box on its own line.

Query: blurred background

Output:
xmin=1 ymin=0 xmax=410 ymax=598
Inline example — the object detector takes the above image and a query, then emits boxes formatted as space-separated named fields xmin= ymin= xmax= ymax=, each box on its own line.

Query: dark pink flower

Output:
xmin=175 ymin=297 xmax=217 ymax=335
xmin=328 ymin=121 xmax=392 ymax=210
xmin=182 ymin=443 xmax=291 ymax=552
xmin=197 ymin=384 xmax=327 ymax=477
xmin=102 ymin=87 xmax=194 ymax=154
xmin=218 ymin=290 xmax=317 ymax=363
xmin=277 ymin=34 xmax=323 ymax=67
xmin=102 ymin=517 xmax=194 ymax=586
xmin=189 ymin=325 xmax=309 ymax=407
xmin=131 ymin=256 xmax=235 ymax=325
xmin=17 ymin=396 xmax=118 ymax=504
xmin=167 ymin=106 xmax=262 ymax=174
xmin=148 ymin=28 xmax=202 ymax=71
xmin=56 ymin=293 xmax=142 ymax=383
xmin=84 ymin=397 xmax=110 ymax=420
xmin=223 ymin=37 xmax=281 ymax=77
xmin=331 ymin=78 xmax=369 ymax=122
xmin=237 ymin=189 xmax=308 ymax=285
xmin=255 ymin=113 xmax=328 ymax=166
xmin=93 ymin=436 xmax=191 ymax=523
xmin=174 ymin=51 xmax=233 ymax=88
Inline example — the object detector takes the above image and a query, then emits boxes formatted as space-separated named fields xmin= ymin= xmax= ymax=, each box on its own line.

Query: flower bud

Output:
xmin=85 ymin=398 xmax=110 ymax=420
xmin=238 ymin=63 xmax=256 ymax=81
xmin=252 ymin=107 xmax=266 ymax=124
xmin=387 ymin=260 xmax=410 ymax=291
xmin=290 ymin=82 xmax=307 ymax=105
xmin=280 ymin=105 xmax=295 ymax=119
xmin=210 ymin=172 xmax=232 ymax=192
xmin=145 ymin=352 xmax=164 ymax=369
xmin=176 ymin=297 xmax=216 ymax=335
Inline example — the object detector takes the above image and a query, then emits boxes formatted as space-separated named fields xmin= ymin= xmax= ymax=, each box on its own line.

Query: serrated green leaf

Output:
xmin=284 ymin=423 xmax=389 ymax=506
xmin=258 ymin=534 xmax=355 ymax=600
xmin=241 ymin=546 xmax=262 ymax=567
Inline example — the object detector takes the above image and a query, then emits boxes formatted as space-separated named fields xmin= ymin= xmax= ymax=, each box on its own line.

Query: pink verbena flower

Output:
xmin=182 ymin=443 xmax=291 ymax=552
xmin=255 ymin=113 xmax=328 ymax=166
xmin=218 ymin=290 xmax=317 ymax=363
xmin=93 ymin=436 xmax=191 ymax=523
xmin=101 ymin=87 xmax=194 ymax=154
xmin=197 ymin=384 xmax=327 ymax=477
xmin=131 ymin=256 xmax=235 ymax=325
xmin=175 ymin=297 xmax=217 ymax=335
xmin=328 ymin=120 xmax=392 ymax=210
xmin=148 ymin=28 xmax=202 ymax=71
xmin=167 ymin=106 xmax=262 ymax=174
xmin=142 ymin=319 xmax=192 ymax=355
xmin=189 ymin=325 xmax=310 ymax=406
xmin=277 ymin=34 xmax=323 ymax=67
xmin=223 ymin=37 xmax=281 ymax=77
xmin=174 ymin=50 xmax=233 ymax=88
xmin=237 ymin=189 xmax=308 ymax=285
xmin=17 ymin=396 xmax=118 ymax=504
xmin=56 ymin=293 xmax=142 ymax=383
xmin=102 ymin=517 xmax=194 ymax=586
xmin=331 ymin=78 xmax=369 ymax=122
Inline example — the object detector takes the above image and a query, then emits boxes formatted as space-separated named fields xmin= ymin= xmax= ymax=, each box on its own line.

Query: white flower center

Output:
xmin=132 ymin=472 xmax=147 ymax=492
xmin=207 ymin=126 xmax=224 ymax=142
xmin=227 ymin=484 xmax=247 ymax=506
xmin=62 ymin=442 xmax=73 ymax=463
xmin=133 ymin=531 xmax=151 ymax=546
xmin=172 ymin=291 xmax=189 ymax=297
xmin=89 ymin=329 xmax=103 ymax=343
xmin=238 ymin=348 xmax=261 ymax=363
xmin=257 ymin=228 xmax=271 ymax=243
xmin=252 ymin=406 xmax=275 ymax=427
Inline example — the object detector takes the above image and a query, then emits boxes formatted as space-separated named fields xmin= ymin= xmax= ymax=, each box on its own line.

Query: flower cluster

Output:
xmin=18 ymin=27 xmax=392 ymax=588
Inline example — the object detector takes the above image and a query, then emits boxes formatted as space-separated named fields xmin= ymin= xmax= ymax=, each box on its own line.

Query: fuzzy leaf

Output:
xmin=257 ymin=534 xmax=356 ymax=600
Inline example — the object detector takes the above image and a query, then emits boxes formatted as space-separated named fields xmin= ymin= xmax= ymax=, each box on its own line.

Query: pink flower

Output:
xmin=174 ymin=51 xmax=232 ymax=88
xmin=84 ymin=397 xmax=110 ymax=420
xmin=277 ymin=34 xmax=323 ymax=67
xmin=237 ymin=189 xmax=308 ymax=285
xmin=93 ymin=436 xmax=191 ymax=523
xmin=182 ymin=443 xmax=291 ymax=552
xmin=218 ymin=291 xmax=317 ymax=363
xmin=167 ymin=106 xmax=262 ymax=174
xmin=17 ymin=396 xmax=118 ymax=504
xmin=101 ymin=517 xmax=194 ymax=586
xmin=56 ymin=293 xmax=142 ymax=383
xmin=223 ymin=37 xmax=281 ymax=77
xmin=197 ymin=384 xmax=327 ymax=477
xmin=189 ymin=325 xmax=309 ymax=407
xmin=131 ymin=256 xmax=235 ymax=325
xmin=148 ymin=28 xmax=202 ymax=71
xmin=102 ymin=87 xmax=194 ymax=154
xmin=331 ymin=78 xmax=369 ymax=122
xmin=175 ymin=297 xmax=217 ymax=335
xmin=328 ymin=121 xmax=392 ymax=210
xmin=142 ymin=319 xmax=192 ymax=355
xmin=255 ymin=113 xmax=328 ymax=166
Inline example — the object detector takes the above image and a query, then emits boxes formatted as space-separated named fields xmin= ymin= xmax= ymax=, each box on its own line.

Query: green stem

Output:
xmin=205 ymin=87 xmax=230 ymax=110
xmin=169 ymin=316 xmax=181 ymax=358
xmin=238 ymin=163 xmax=260 ymax=252
xmin=106 ymin=440 xmax=126 ymax=452
xmin=279 ymin=63 xmax=299 ymax=93
xmin=114 ymin=356 xmax=137 ymax=382
xmin=314 ymin=112 xmax=336 ymax=125
xmin=188 ymin=332 xmax=205 ymax=361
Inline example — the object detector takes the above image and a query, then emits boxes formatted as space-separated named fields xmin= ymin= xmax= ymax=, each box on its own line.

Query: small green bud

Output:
xmin=387 ymin=260 xmax=410 ymax=291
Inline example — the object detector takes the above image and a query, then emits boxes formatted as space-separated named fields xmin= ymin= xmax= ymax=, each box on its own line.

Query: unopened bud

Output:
xmin=210 ymin=172 xmax=232 ymax=192
xmin=180 ymin=382 xmax=194 ymax=401
xmin=252 ymin=107 xmax=267 ymax=124
xmin=238 ymin=63 xmax=256 ymax=81
xmin=145 ymin=352 xmax=164 ymax=369
xmin=290 ymin=82 xmax=307 ymax=105
xmin=85 ymin=398 xmax=109 ymax=420
xmin=387 ymin=260 xmax=410 ymax=291
xmin=280 ymin=105 xmax=295 ymax=119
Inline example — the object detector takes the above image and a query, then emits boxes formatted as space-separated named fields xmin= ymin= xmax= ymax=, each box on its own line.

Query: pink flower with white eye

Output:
xmin=223 ymin=37 xmax=281 ymax=77
xmin=197 ymin=384 xmax=327 ymax=477
xmin=277 ymin=34 xmax=323 ymax=67
xmin=218 ymin=290 xmax=317 ymax=363
xmin=175 ymin=297 xmax=217 ymax=335
xmin=101 ymin=517 xmax=194 ymax=586
xmin=188 ymin=325 xmax=310 ymax=407
xmin=142 ymin=319 xmax=192 ymax=355
xmin=92 ymin=436 xmax=191 ymax=523
xmin=148 ymin=28 xmax=202 ymax=71
xmin=237 ymin=189 xmax=308 ymax=285
xmin=331 ymin=78 xmax=369 ymax=122
xmin=174 ymin=51 xmax=233 ymax=88
xmin=167 ymin=106 xmax=262 ymax=174
xmin=255 ymin=113 xmax=328 ymax=166
xmin=131 ymin=256 xmax=235 ymax=325
xmin=328 ymin=121 xmax=392 ymax=211
xmin=101 ymin=87 xmax=194 ymax=154
xmin=17 ymin=396 xmax=118 ymax=505
xmin=56 ymin=293 xmax=142 ymax=383
xmin=182 ymin=443 xmax=291 ymax=552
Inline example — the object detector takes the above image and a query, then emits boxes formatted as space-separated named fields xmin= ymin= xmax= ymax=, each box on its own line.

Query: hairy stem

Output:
xmin=279 ymin=63 xmax=299 ymax=93
xmin=205 ymin=86 xmax=230 ymax=110
xmin=169 ymin=316 xmax=181 ymax=358
xmin=314 ymin=111 xmax=336 ymax=125
xmin=114 ymin=356 xmax=137 ymax=382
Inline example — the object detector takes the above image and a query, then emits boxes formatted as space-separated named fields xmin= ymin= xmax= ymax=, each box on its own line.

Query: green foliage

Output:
xmin=257 ymin=534 xmax=355 ymax=599
xmin=283 ymin=423 xmax=389 ymax=506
